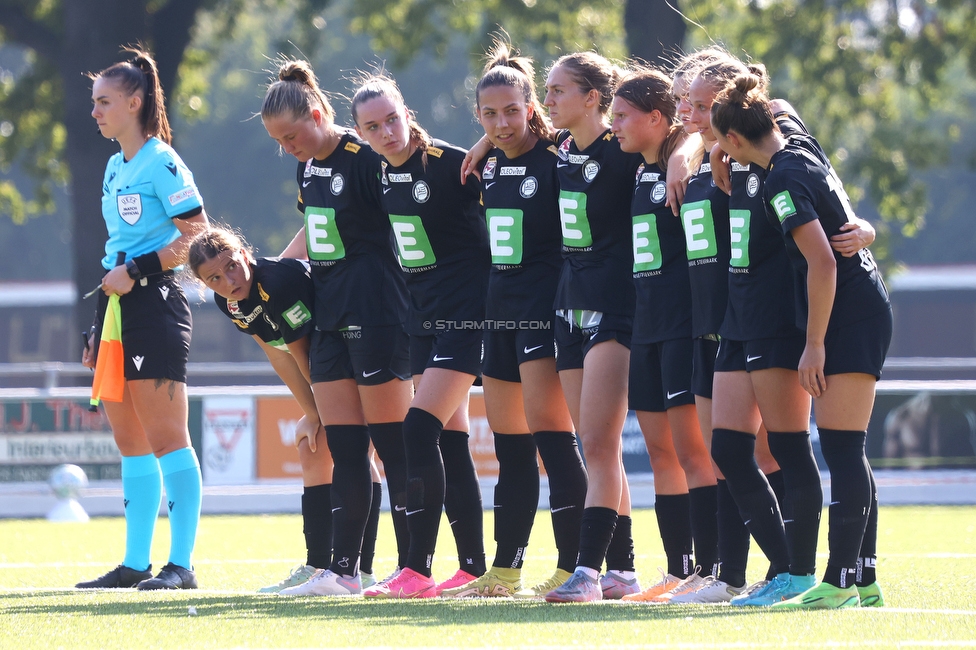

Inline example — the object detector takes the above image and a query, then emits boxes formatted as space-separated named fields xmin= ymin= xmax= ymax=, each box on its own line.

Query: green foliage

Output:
xmin=683 ymin=0 xmax=976 ymax=262
xmin=347 ymin=0 xmax=627 ymax=67
xmin=0 ymin=50 xmax=67 ymax=223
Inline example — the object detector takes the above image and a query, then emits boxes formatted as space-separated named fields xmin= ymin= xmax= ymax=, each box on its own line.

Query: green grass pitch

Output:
xmin=1 ymin=506 xmax=974 ymax=648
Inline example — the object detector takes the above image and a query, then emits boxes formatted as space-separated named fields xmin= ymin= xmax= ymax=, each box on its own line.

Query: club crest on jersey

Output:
xmin=582 ymin=160 xmax=600 ymax=183
xmin=482 ymin=157 xmax=497 ymax=179
xmin=117 ymin=193 xmax=142 ymax=225
xmin=412 ymin=180 xmax=431 ymax=203
xmin=746 ymin=173 xmax=760 ymax=197
xmin=520 ymin=176 xmax=538 ymax=198
xmin=651 ymin=181 xmax=667 ymax=203
xmin=331 ymin=173 xmax=345 ymax=195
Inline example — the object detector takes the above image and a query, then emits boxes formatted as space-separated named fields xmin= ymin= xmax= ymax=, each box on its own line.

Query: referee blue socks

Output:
xmin=121 ymin=453 xmax=161 ymax=572
xmin=158 ymin=447 xmax=202 ymax=570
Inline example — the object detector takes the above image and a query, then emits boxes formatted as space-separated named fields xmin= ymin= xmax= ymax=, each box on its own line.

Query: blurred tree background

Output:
xmin=1 ymin=0 xmax=975 ymax=322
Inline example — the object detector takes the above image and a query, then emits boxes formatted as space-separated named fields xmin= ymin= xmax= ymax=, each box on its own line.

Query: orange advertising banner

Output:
xmin=255 ymin=391 xmax=502 ymax=480
xmin=255 ymin=396 xmax=305 ymax=480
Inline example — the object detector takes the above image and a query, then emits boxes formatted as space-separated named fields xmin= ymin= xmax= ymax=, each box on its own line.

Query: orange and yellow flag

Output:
xmin=90 ymin=294 xmax=125 ymax=408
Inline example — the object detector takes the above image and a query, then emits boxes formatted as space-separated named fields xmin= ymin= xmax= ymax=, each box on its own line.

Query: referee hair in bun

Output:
xmin=262 ymin=58 xmax=336 ymax=123
xmin=91 ymin=45 xmax=172 ymax=144
xmin=710 ymin=72 xmax=775 ymax=143
xmin=188 ymin=225 xmax=253 ymax=280
xmin=614 ymin=67 xmax=684 ymax=170
xmin=476 ymin=38 xmax=555 ymax=142
xmin=550 ymin=51 xmax=627 ymax=116
xmin=351 ymin=72 xmax=433 ymax=163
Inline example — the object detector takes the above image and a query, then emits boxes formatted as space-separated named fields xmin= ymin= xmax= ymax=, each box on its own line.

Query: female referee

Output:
xmin=441 ymin=42 xmax=587 ymax=600
xmin=711 ymin=72 xmax=890 ymax=610
xmin=260 ymin=60 xmax=414 ymax=595
xmin=77 ymin=47 xmax=208 ymax=591
xmin=352 ymin=73 xmax=490 ymax=599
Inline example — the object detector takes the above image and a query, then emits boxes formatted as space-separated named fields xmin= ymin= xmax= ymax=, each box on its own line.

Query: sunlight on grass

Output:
xmin=0 ymin=507 xmax=974 ymax=648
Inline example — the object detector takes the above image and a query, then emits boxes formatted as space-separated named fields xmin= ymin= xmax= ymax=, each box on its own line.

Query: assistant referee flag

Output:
xmin=91 ymin=293 xmax=125 ymax=408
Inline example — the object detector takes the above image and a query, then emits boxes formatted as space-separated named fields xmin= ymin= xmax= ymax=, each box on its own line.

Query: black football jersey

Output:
xmin=296 ymin=130 xmax=407 ymax=329
xmin=765 ymin=141 xmax=890 ymax=331
xmin=681 ymin=158 xmax=732 ymax=337
xmin=553 ymin=129 xmax=643 ymax=315
xmin=480 ymin=139 xmax=562 ymax=323
xmin=630 ymin=161 xmax=693 ymax=343
xmin=214 ymin=257 xmax=314 ymax=350
xmin=379 ymin=139 xmax=490 ymax=334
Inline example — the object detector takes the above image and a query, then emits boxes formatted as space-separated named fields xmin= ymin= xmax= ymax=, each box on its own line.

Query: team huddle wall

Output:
xmin=1 ymin=385 xmax=974 ymax=488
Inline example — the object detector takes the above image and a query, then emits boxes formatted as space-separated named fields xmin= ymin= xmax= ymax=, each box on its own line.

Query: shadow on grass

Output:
xmin=0 ymin=590 xmax=771 ymax=624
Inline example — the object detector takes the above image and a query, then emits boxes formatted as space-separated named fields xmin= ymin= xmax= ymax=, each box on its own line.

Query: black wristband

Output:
xmin=132 ymin=252 xmax=163 ymax=278
xmin=125 ymin=259 xmax=142 ymax=281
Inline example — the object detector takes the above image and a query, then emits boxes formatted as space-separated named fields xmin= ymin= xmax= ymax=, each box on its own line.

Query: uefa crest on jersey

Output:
xmin=412 ymin=180 xmax=431 ymax=203
xmin=746 ymin=173 xmax=760 ymax=197
xmin=519 ymin=176 xmax=538 ymax=199
xmin=330 ymin=173 xmax=345 ymax=196
xmin=117 ymin=193 xmax=142 ymax=225
xmin=482 ymin=157 xmax=497 ymax=179
xmin=651 ymin=181 xmax=667 ymax=204
xmin=582 ymin=160 xmax=600 ymax=183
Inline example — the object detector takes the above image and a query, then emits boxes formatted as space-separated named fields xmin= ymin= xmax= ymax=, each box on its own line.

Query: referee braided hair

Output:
xmin=711 ymin=73 xmax=775 ymax=143
xmin=614 ymin=66 xmax=684 ymax=171
xmin=262 ymin=58 xmax=336 ymax=123
xmin=477 ymin=39 xmax=555 ymax=143
xmin=92 ymin=46 xmax=171 ymax=145
xmin=351 ymin=73 xmax=432 ymax=165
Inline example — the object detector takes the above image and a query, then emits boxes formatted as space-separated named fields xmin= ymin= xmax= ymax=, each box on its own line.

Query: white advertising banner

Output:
xmin=201 ymin=396 xmax=255 ymax=485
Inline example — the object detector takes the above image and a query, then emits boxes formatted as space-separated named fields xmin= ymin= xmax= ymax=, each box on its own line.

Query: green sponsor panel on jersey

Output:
xmin=558 ymin=190 xmax=593 ymax=248
xmin=680 ymin=200 xmax=719 ymax=260
xmin=305 ymin=207 xmax=346 ymax=261
xmin=282 ymin=300 xmax=311 ymax=329
xmin=729 ymin=209 xmax=751 ymax=268
xmin=632 ymin=213 xmax=663 ymax=272
xmin=771 ymin=191 xmax=797 ymax=222
xmin=486 ymin=208 xmax=524 ymax=264
xmin=389 ymin=214 xmax=437 ymax=267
